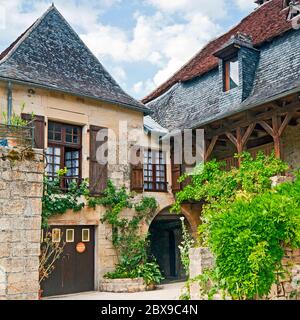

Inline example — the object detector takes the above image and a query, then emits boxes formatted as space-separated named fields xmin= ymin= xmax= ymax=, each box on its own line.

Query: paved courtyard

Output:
xmin=44 ymin=281 xmax=185 ymax=300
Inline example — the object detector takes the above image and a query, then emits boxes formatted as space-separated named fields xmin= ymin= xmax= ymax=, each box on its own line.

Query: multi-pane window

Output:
xmin=223 ymin=56 xmax=239 ymax=92
xmin=46 ymin=121 xmax=82 ymax=189
xmin=144 ymin=150 xmax=167 ymax=192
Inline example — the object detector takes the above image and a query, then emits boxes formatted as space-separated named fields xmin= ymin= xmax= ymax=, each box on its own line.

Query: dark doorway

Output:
xmin=41 ymin=225 xmax=95 ymax=297
xmin=149 ymin=211 xmax=189 ymax=282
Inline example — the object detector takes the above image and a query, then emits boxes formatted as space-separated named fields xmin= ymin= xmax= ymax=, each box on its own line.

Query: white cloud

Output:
xmin=82 ymin=10 xmax=221 ymax=89
xmin=133 ymin=79 xmax=156 ymax=96
xmin=0 ymin=0 xmax=118 ymax=47
xmin=146 ymin=0 xmax=227 ymax=19
xmin=235 ymin=0 xmax=256 ymax=11
xmin=0 ymin=0 xmax=232 ymax=99
xmin=110 ymin=66 xmax=127 ymax=82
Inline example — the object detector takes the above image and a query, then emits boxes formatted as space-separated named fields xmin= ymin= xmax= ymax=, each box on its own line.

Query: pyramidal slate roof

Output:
xmin=0 ymin=5 xmax=149 ymax=114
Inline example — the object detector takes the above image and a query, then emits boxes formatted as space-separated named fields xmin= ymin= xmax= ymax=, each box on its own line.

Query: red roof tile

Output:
xmin=142 ymin=0 xmax=292 ymax=103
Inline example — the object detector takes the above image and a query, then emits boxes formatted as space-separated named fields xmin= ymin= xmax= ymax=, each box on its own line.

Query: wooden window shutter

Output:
xmin=130 ymin=147 xmax=144 ymax=193
xmin=21 ymin=113 xmax=45 ymax=149
xmin=171 ymin=161 xmax=182 ymax=193
xmin=89 ymin=125 xmax=108 ymax=195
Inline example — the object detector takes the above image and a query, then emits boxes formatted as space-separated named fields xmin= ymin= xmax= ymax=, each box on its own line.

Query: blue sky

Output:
xmin=0 ymin=0 xmax=256 ymax=100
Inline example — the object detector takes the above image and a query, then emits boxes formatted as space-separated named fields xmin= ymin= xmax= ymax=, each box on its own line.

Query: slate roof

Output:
xmin=143 ymin=0 xmax=292 ymax=104
xmin=0 ymin=5 xmax=149 ymax=114
xmin=145 ymin=0 xmax=300 ymax=131
xmin=144 ymin=116 xmax=169 ymax=134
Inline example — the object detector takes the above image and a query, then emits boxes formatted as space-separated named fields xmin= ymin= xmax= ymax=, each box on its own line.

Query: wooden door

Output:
xmin=41 ymin=226 xmax=95 ymax=297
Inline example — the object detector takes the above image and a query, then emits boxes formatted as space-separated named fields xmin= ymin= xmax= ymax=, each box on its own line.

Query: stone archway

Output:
xmin=148 ymin=206 xmax=193 ymax=282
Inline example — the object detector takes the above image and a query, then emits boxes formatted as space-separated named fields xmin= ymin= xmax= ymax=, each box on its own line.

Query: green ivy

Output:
xmin=42 ymin=168 xmax=89 ymax=228
xmin=88 ymin=181 xmax=164 ymax=285
xmin=172 ymin=152 xmax=300 ymax=299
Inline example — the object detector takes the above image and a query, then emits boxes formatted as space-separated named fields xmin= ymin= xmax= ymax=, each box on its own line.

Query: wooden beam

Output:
xmin=205 ymin=99 xmax=300 ymax=139
xmin=236 ymin=127 xmax=243 ymax=154
xmin=236 ymin=127 xmax=243 ymax=167
xmin=242 ymin=123 xmax=256 ymax=146
xmin=205 ymin=136 xmax=218 ymax=162
xmin=225 ymin=132 xmax=237 ymax=146
xmin=258 ymin=120 xmax=274 ymax=137
xmin=278 ymin=112 xmax=294 ymax=137
xmin=272 ymin=115 xmax=281 ymax=159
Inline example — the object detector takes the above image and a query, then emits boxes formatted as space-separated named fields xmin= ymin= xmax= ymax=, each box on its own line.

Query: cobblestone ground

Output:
xmin=44 ymin=282 xmax=185 ymax=300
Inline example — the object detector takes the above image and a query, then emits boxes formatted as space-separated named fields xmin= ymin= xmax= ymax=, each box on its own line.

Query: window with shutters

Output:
xmin=143 ymin=150 xmax=167 ymax=192
xmin=45 ymin=121 xmax=82 ymax=189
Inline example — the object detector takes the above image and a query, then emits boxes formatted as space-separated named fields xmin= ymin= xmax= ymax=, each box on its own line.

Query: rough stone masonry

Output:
xmin=0 ymin=147 xmax=44 ymax=300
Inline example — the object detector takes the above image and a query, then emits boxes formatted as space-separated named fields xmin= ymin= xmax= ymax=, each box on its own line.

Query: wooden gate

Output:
xmin=41 ymin=225 xmax=95 ymax=297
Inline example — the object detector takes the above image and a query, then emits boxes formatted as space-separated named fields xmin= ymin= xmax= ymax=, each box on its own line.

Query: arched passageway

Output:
xmin=149 ymin=208 xmax=192 ymax=282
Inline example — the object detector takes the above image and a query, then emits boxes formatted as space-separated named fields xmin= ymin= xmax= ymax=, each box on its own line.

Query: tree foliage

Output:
xmin=173 ymin=152 xmax=300 ymax=299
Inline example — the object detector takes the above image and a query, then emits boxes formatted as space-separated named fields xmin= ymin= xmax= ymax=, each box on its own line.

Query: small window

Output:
xmin=82 ymin=229 xmax=90 ymax=242
xmin=52 ymin=228 xmax=61 ymax=243
xmin=66 ymin=229 xmax=74 ymax=243
xmin=223 ymin=56 xmax=239 ymax=92
xmin=143 ymin=150 xmax=167 ymax=192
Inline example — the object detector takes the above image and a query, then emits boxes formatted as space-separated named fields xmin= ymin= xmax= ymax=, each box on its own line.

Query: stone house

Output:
xmin=0 ymin=5 xmax=198 ymax=297
xmin=144 ymin=0 xmax=300 ymax=174
xmin=1 ymin=0 xmax=300 ymax=299
xmin=143 ymin=0 xmax=300 ymax=300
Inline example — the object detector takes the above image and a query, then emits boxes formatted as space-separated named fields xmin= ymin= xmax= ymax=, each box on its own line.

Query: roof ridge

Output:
xmin=0 ymin=5 xmax=56 ymax=65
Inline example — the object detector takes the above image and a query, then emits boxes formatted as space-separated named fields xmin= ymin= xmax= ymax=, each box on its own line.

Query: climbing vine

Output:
xmin=88 ymin=181 xmax=163 ymax=285
xmin=173 ymin=152 xmax=300 ymax=299
xmin=42 ymin=168 xmax=89 ymax=227
xmin=178 ymin=217 xmax=195 ymax=276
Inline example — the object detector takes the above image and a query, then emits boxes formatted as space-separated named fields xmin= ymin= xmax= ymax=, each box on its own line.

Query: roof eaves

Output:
xmin=190 ymin=86 xmax=300 ymax=130
xmin=0 ymin=76 xmax=151 ymax=115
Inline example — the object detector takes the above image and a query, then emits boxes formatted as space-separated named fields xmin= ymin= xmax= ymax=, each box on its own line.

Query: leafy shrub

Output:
xmin=173 ymin=152 xmax=300 ymax=299
xmin=89 ymin=181 xmax=163 ymax=285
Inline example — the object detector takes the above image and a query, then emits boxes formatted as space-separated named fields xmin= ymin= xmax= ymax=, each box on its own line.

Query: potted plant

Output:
xmin=1 ymin=103 xmax=34 ymax=147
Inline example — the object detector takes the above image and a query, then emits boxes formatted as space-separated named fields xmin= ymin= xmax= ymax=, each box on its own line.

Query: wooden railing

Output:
xmin=221 ymin=143 xmax=274 ymax=171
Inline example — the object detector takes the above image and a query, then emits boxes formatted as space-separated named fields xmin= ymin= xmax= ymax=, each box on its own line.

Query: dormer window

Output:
xmin=223 ymin=55 xmax=239 ymax=92
xmin=287 ymin=1 xmax=300 ymax=19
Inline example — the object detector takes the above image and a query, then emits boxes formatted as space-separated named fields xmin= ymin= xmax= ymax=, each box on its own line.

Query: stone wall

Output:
xmin=282 ymin=121 xmax=300 ymax=169
xmin=189 ymin=247 xmax=214 ymax=300
xmin=269 ymin=249 xmax=300 ymax=300
xmin=189 ymin=247 xmax=300 ymax=300
xmin=0 ymin=147 xmax=43 ymax=300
